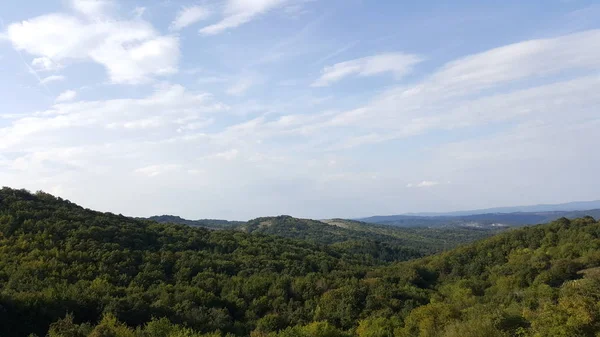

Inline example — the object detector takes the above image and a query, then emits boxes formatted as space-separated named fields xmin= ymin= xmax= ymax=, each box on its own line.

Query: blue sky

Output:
xmin=1 ymin=0 xmax=599 ymax=220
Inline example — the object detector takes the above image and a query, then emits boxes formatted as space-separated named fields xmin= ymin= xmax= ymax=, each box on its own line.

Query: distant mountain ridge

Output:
xmin=360 ymin=208 xmax=600 ymax=227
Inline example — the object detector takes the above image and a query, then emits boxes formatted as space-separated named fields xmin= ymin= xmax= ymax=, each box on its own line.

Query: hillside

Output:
xmin=0 ymin=188 xmax=362 ymax=337
xmin=322 ymin=218 xmax=500 ymax=251
xmin=1 ymin=187 xmax=600 ymax=336
xmin=146 ymin=215 xmax=244 ymax=230
xmin=151 ymin=214 xmax=499 ymax=260
xmin=361 ymin=208 xmax=600 ymax=227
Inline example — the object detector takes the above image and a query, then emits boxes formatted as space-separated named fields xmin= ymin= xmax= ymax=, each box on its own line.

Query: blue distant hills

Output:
xmin=358 ymin=200 xmax=600 ymax=227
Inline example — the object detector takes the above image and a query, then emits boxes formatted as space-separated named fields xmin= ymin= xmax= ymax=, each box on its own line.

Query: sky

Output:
xmin=0 ymin=0 xmax=599 ymax=220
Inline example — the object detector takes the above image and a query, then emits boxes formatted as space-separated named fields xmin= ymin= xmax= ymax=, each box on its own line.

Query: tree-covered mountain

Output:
xmin=146 ymin=215 xmax=244 ymax=230
xmin=2 ymin=187 xmax=600 ymax=337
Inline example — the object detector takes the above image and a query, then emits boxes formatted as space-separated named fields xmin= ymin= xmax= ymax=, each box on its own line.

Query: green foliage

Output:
xmin=2 ymin=188 xmax=600 ymax=336
xmin=153 ymin=215 xmax=499 ymax=262
xmin=146 ymin=215 xmax=244 ymax=230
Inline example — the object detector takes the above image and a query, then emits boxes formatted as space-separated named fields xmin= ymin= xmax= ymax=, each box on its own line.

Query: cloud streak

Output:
xmin=171 ymin=6 xmax=211 ymax=31
xmin=200 ymin=0 xmax=287 ymax=35
xmin=40 ymin=75 xmax=65 ymax=84
xmin=312 ymin=52 xmax=422 ymax=87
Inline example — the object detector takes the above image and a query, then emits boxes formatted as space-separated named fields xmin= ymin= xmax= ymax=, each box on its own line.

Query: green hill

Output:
xmin=1 ymin=187 xmax=600 ymax=337
xmin=146 ymin=215 xmax=244 ymax=230
xmin=322 ymin=218 xmax=501 ymax=253
xmin=151 ymin=214 xmax=500 ymax=261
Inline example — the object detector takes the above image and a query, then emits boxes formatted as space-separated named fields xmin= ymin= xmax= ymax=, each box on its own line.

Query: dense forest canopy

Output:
xmin=146 ymin=215 xmax=244 ymax=230
xmin=1 ymin=187 xmax=600 ymax=337
xmin=150 ymin=215 xmax=500 ymax=260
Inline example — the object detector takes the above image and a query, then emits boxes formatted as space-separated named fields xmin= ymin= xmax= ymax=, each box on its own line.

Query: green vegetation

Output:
xmin=146 ymin=215 xmax=244 ymax=230
xmin=321 ymin=218 xmax=500 ymax=254
xmin=152 ymin=215 xmax=499 ymax=261
xmin=2 ymin=187 xmax=600 ymax=337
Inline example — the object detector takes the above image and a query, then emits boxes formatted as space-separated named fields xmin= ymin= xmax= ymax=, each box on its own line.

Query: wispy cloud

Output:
xmin=32 ymin=57 xmax=62 ymax=71
xmin=407 ymin=181 xmax=440 ymax=188
xmin=55 ymin=89 xmax=77 ymax=102
xmin=40 ymin=75 xmax=65 ymax=85
xmin=312 ymin=52 xmax=422 ymax=87
xmin=312 ymin=40 xmax=360 ymax=66
xmin=199 ymin=0 xmax=287 ymax=35
xmin=197 ymin=76 xmax=229 ymax=84
xmin=226 ymin=75 xmax=259 ymax=96
xmin=135 ymin=164 xmax=180 ymax=177
xmin=170 ymin=6 xmax=211 ymax=31
xmin=70 ymin=0 xmax=115 ymax=19
xmin=305 ymin=29 xmax=600 ymax=149
xmin=214 ymin=149 xmax=239 ymax=160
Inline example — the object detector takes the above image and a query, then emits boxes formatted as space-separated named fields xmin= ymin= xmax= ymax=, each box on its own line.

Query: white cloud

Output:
xmin=407 ymin=181 xmax=439 ymax=188
xmin=40 ymin=75 xmax=65 ymax=84
xmin=171 ymin=6 xmax=211 ymax=31
xmin=304 ymin=29 xmax=600 ymax=144
xmin=214 ymin=149 xmax=239 ymax=160
xmin=197 ymin=76 xmax=229 ymax=84
xmin=312 ymin=52 xmax=422 ymax=87
xmin=108 ymin=117 xmax=164 ymax=130
xmin=0 ymin=84 xmax=227 ymax=151
xmin=6 ymin=7 xmax=179 ymax=84
xmin=422 ymin=29 xmax=600 ymax=98
xmin=135 ymin=164 xmax=180 ymax=177
xmin=199 ymin=0 xmax=286 ymax=35
xmin=55 ymin=90 xmax=77 ymax=102
xmin=70 ymin=0 xmax=114 ymax=19
xmin=176 ymin=118 xmax=214 ymax=132
xmin=32 ymin=57 xmax=62 ymax=71
xmin=133 ymin=6 xmax=146 ymax=18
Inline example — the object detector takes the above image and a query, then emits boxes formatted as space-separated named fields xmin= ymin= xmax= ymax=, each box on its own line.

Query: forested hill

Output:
xmin=0 ymin=187 xmax=365 ymax=337
xmin=146 ymin=215 xmax=244 ymax=230
xmin=151 ymin=214 xmax=499 ymax=259
xmin=2 ymin=187 xmax=600 ymax=336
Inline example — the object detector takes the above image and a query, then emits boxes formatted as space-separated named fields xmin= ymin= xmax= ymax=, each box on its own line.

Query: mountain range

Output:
xmin=359 ymin=208 xmax=600 ymax=227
